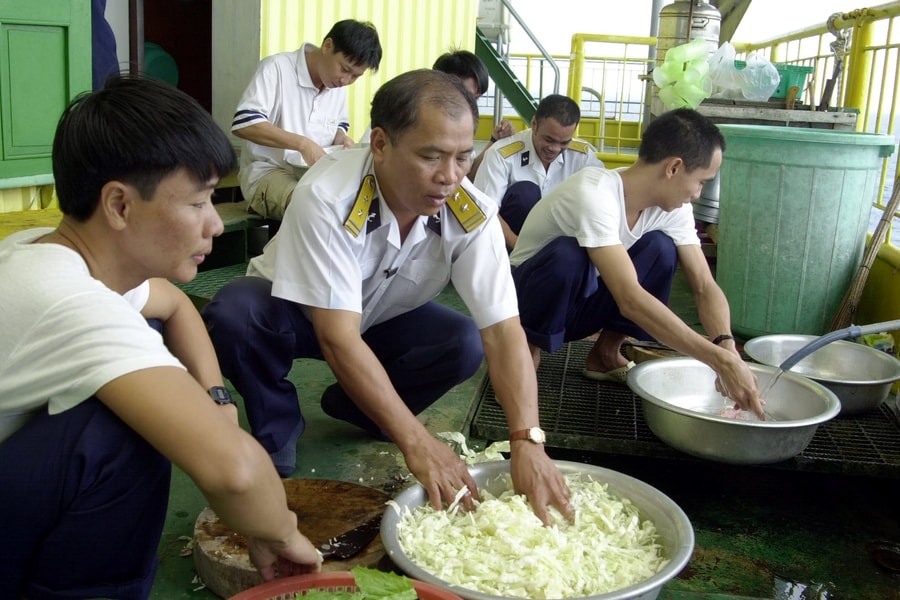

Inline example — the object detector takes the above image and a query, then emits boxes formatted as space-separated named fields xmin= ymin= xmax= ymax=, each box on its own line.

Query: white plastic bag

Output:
xmin=708 ymin=42 xmax=781 ymax=101
xmin=739 ymin=52 xmax=781 ymax=101
xmin=708 ymin=42 xmax=743 ymax=99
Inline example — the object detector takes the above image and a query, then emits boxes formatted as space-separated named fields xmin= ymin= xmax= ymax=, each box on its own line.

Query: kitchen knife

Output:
xmin=318 ymin=514 xmax=382 ymax=560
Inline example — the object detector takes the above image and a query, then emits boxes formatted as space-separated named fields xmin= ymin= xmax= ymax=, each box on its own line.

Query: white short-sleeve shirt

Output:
xmin=473 ymin=128 xmax=604 ymax=204
xmin=0 ymin=229 xmax=184 ymax=444
xmin=232 ymin=43 xmax=351 ymax=201
xmin=509 ymin=167 xmax=700 ymax=267
xmin=247 ymin=148 xmax=519 ymax=332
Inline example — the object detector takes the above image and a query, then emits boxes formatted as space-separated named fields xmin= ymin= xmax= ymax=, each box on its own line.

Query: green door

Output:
xmin=0 ymin=0 xmax=91 ymax=181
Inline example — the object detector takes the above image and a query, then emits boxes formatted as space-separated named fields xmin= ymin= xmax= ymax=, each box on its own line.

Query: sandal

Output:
xmin=582 ymin=361 xmax=636 ymax=384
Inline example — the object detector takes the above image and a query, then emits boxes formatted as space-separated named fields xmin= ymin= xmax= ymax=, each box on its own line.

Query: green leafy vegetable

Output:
xmin=353 ymin=566 xmax=417 ymax=600
xmin=294 ymin=567 xmax=416 ymax=600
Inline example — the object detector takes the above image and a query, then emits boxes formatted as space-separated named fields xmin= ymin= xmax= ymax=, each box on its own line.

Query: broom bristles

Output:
xmin=829 ymin=176 xmax=900 ymax=331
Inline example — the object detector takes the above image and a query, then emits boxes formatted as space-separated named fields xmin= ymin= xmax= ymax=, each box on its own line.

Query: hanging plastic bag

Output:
xmin=708 ymin=42 xmax=744 ymax=99
xmin=653 ymin=38 xmax=712 ymax=110
xmin=739 ymin=52 xmax=781 ymax=101
xmin=708 ymin=42 xmax=781 ymax=101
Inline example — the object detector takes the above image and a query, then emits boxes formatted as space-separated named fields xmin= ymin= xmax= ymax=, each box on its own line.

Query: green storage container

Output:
xmin=716 ymin=125 xmax=896 ymax=338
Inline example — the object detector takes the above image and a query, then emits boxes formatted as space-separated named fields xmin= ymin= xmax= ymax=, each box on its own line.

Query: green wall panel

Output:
xmin=0 ymin=0 xmax=91 ymax=179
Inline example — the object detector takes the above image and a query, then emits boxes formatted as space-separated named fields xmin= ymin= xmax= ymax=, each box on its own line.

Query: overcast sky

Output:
xmin=504 ymin=0 xmax=857 ymax=54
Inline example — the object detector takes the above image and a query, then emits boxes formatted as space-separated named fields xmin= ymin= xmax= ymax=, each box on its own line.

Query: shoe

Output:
xmin=582 ymin=361 xmax=636 ymax=383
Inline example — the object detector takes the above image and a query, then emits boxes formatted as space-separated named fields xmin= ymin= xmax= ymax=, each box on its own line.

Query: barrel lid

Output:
xmin=718 ymin=124 xmax=896 ymax=156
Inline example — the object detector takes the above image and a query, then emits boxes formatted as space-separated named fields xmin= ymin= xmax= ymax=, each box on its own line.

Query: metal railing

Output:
xmin=484 ymin=3 xmax=900 ymax=242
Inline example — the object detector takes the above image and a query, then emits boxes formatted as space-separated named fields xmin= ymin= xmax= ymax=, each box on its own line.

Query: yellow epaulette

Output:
xmin=343 ymin=175 xmax=376 ymax=238
xmin=498 ymin=140 xmax=526 ymax=159
xmin=446 ymin=186 xmax=486 ymax=233
xmin=567 ymin=139 xmax=591 ymax=154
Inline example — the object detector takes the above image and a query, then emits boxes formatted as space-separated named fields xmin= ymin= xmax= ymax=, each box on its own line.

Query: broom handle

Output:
xmin=829 ymin=176 xmax=900 ymax=330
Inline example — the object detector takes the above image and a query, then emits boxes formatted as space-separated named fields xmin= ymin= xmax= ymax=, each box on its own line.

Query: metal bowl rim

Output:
xmin=627 ymin=357 xmax=841 ymax=426
xmin=381 ymin=459 xmax=695 ymax=600
xmin=743 ymin=334 xmax=900 ymax=385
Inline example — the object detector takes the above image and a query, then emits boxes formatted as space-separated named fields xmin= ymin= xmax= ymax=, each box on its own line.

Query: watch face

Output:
xmin=209 ymin=386 xmax=233 ymax=405
xmin=529 ymin=427 xmax=546 ymax=443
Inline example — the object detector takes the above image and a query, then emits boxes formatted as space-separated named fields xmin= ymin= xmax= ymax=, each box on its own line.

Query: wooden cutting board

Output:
xmin=193 ymin=478 xmax=390 ymax=598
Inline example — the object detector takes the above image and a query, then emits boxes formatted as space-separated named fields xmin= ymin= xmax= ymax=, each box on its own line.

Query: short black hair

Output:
xmin=433 ymin=50 xmax=489 ymax=96
xmin=534 ymin=94 xmax=581 ymax=127
xmin=52 ymin=75 xmax=236 ymax=221
xmin=639 ymin=108 xmax=726 ymax=171
xmin=325 ymin=19 xmax=382 ymax=71
xmin=370 ymin=69 xmax=478 ymax=145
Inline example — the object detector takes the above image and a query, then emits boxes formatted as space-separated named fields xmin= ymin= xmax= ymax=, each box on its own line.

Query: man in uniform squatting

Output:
xmin=203 ymin=69 xmax=573 ymax=525
xmin=473 ymin=94 xmax=604 ymax=250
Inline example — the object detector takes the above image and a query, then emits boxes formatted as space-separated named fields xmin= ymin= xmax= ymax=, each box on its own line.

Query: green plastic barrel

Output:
xmin=716 ymin=124 xmax=896 ymax=338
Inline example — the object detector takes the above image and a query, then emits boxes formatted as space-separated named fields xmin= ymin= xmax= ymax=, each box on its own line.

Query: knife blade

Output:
xmin=318 ymin=514 xmax=382 ymax=560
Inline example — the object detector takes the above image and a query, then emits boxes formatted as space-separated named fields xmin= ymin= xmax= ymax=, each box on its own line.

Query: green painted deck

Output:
xmin=156 ymin=260 xmax=900 ymax=600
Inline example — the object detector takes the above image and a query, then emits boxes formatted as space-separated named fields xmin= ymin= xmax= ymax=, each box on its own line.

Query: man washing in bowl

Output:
xmin=509 ymin=108 xmax=765 ymax=418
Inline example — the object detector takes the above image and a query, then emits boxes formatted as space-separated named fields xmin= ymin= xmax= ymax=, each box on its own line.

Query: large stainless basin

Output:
xmin=627 ymin=357 xmax=840 ymax=464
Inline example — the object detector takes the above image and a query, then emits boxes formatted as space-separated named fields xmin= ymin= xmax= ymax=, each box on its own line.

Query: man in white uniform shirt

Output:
xmin=232 ymin=19 xmax=382 ymax=220
xmin=0 ymin=76 xmax=321 ymax=599
xmin=510 ymin=108 xmax=765 ymax=418
xmin=474 ymin=94 xmax=603 ymax=250
xmin=204 ymin=70 xmax=572 ymax=526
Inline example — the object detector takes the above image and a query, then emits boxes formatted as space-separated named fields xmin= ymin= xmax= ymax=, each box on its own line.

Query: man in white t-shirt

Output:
xmin=232 ymin=19 xmax=382 ymax=220
xmin=0 ymin=76 xmax=321 ymax=599
xmin=474 ymin=94 xmax=603 ymax=250
xmin=204 ymin=70 xmax=572 ymax=526
xmin=510 ymin=108 xmax=764 ymax=418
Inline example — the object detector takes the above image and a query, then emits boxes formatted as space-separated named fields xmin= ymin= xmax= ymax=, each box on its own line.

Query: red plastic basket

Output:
xmin=228 ymin=571 xmax=463 ymax=600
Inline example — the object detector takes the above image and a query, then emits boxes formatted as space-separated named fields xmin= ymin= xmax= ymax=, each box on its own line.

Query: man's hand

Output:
xmin=248 ymin=528 xmax=322 ymax=581
xmin=714 ymin=350 xmax=765 ymax=419
xmin=492 ymin=119 xmax=515 ymax=141
xmin=299 ymin=138 xmax=327 ymax=166
xmin=402 ymin=435 xmax=480 ymax=512
xmin=509 ymin=442 xmax=572 ymax=526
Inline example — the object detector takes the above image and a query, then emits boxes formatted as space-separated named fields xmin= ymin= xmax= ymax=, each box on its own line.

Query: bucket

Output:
xmin=715 ymin=125 xmax=896 ymax=338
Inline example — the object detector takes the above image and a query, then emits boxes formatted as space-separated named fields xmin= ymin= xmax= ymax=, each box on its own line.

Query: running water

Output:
xmin=758 ymin=367 xmax=785 ymax=400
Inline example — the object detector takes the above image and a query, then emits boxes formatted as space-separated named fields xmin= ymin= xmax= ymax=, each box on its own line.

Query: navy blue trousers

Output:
xmin=512 ymin=231 xmax=678 ymax=352
xmin=0 ymin=398 xmax=171 ymax=599
xmin=202 ymin=277 xmax=484 ymax=453
xmin=500 ymin=181 xmax=542 ymax=235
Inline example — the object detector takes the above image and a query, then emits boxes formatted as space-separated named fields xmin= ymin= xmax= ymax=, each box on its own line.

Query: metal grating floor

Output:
xmin=469 ymin=339 xmax=900 ymax=477
xmin=175 ymin=262 xmax=248 ymax=301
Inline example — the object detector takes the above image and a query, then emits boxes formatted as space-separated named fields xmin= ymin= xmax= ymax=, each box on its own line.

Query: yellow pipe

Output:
xmin=845 ymin=10 xmax=878 ymax=122
xmin=568 ymin=35 xmax=585 ymax=103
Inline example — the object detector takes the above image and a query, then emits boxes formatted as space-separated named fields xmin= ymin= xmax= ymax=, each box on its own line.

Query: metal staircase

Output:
xmin=475 ymin=26 xmax=538 ymax=122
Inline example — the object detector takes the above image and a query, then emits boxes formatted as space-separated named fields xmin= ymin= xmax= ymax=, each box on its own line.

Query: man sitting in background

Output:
xmin=474 ymin=94 xmax=603 ymax=250
xmin=509 ymin=108 xmax=764 ymax=417
xmin=0 ymin=76 xmax=321 ymax=599
xmin=232 ymin=19 xmax=382 ymax=220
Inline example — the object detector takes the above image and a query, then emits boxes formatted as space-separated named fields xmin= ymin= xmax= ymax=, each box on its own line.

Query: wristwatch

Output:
xmin=208 ymin=386 xmax=235 ymax=406
xmin=509 ymin=426 xmax=546 ymax=444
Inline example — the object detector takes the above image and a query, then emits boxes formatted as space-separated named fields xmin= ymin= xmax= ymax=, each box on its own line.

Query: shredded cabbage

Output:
xmin=391 ymin=473 xmax=668 ymax=598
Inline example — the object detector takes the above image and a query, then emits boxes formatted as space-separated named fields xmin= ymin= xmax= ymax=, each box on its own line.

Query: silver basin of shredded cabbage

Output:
xmin=389 ymin=472 xmax=669 ymax=599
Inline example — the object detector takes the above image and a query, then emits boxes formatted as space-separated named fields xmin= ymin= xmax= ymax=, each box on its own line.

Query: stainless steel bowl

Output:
xmin=744 ymin=334 xmax=900 ymax=415
xmin=381 ymin=460 xmax=693 ymax=600
xmin=627 ymin=357 xmax=840 ymax=464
